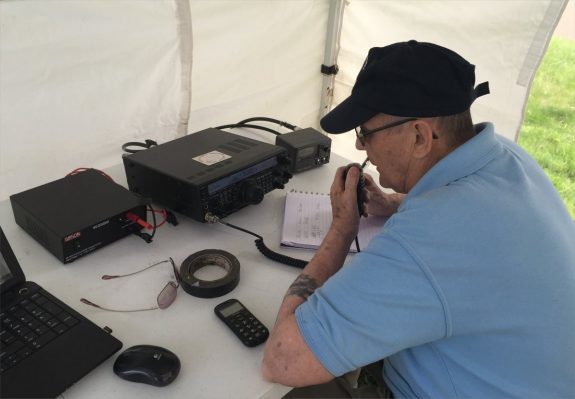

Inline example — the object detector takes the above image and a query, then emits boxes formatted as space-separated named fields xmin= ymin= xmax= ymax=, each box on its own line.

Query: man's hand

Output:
xmin=364 ymin=173 xmax=405 ymax=217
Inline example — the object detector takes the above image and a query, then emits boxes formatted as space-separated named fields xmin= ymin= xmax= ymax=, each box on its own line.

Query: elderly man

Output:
xmin=262 ymin=40 xmax=575 ymax=398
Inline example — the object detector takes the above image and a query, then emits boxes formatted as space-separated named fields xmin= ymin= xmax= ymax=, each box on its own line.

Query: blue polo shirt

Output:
xmin=295 ymin=123 xmax=575 ymax=398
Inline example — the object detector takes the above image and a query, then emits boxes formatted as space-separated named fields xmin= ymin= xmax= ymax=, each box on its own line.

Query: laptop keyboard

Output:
xmin=0 ymin=292 xmax=80 ymax=373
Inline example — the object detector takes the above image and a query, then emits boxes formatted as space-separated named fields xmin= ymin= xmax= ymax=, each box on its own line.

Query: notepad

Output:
xmin=280 ymin=189 xmax=388 ymax=252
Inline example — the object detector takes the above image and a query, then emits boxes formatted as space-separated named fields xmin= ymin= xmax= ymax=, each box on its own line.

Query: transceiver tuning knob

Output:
xmin=278 ymin=154 xmax=291 ymax=165
xmin=242 ymin=180 xmax=264 ymax=205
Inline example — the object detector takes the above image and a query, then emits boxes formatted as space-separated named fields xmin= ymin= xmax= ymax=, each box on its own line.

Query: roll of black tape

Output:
xmin=179 ymin=249 xmax=240 ymax=298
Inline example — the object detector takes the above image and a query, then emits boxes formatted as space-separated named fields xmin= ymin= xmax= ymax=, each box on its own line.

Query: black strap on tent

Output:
xmin=321 ymin=64 xmax=339 ymax=75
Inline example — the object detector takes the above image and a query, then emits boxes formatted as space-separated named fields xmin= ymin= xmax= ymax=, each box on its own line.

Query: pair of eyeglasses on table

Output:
xmin=80 ymin=257 xmax=180 ymax=312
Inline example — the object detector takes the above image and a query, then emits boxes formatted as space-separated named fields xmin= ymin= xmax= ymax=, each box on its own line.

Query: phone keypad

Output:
xmin=229 ymin=310 xmax=269 ymax=347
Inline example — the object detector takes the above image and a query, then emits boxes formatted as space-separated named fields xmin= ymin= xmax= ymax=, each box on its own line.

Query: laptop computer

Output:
xmin=0 ymin=226 xmax=123 ymax=398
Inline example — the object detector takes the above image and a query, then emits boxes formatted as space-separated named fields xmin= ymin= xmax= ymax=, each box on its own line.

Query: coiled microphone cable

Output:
xmin=205 ymin=213 xmax=307 ymax=269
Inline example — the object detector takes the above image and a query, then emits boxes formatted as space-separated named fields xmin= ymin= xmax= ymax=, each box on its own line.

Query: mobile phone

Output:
xmin=214 ymin=299 xmax=269 ymax=347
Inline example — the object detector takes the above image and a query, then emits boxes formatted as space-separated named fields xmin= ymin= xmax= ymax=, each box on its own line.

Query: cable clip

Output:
xmin=166 ymin=210 xmax=179 ymax=226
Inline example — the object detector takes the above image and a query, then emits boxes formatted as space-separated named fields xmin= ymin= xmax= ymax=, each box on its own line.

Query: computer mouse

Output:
xmin=113 ymin=345 xmax=181 ymax=387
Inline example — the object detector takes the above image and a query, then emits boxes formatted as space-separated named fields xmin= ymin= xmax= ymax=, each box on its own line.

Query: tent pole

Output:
xmin=514 ymin=0 xmax=568 ymax=142
xmin=319 ymin=0 xmax=346 ymax=127
xmin=175 ymin=0 xmax=193 ymax=138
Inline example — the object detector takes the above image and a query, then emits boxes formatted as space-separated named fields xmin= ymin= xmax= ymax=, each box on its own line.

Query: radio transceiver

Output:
xmin=123 ymin=128 xmax=292 ymax=222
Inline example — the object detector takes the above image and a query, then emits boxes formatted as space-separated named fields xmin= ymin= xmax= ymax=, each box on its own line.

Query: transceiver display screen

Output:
xmin=208 ymin=157 xmax=277 ymax=194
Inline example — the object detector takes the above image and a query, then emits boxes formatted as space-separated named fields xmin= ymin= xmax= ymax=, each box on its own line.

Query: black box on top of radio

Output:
xmin=10 ymin=169 xmax=148 ymax=263
xmin=275 ymin=128 xmax=331 ymax=173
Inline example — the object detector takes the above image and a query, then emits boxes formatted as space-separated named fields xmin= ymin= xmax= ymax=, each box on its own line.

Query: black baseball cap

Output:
xmin=320 ymin=40 xmax=490 ymax=133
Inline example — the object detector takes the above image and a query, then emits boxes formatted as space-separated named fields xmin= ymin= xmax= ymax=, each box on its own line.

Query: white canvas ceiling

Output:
xmin=0 ymin=0 xmax=568 ymax=201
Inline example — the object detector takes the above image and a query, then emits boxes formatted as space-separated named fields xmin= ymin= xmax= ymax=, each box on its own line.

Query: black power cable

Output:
xmin=237 ymin=117 xmax=298 ymax=131
xmin=216 ymin=116 xmax=299 ymax=137
xmin=215 ymin=123 xmax=282 ymax=136
xmin=121 ymin=139 xmax=158 ymax=154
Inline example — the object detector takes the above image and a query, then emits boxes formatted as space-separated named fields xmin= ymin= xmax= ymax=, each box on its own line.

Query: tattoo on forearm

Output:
xmin=286 ymin=274 xmax=319 ymax=300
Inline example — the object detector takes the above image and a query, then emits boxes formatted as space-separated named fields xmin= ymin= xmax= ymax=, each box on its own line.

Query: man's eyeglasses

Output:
xmin=81 ymin=258 xmax=180 ymax=312
xmin=355 ymin=117 xmax=437 ymax=145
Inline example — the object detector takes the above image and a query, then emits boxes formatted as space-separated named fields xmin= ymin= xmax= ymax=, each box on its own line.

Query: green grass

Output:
xmin=518 ymin=36 xmax=575 ymax=218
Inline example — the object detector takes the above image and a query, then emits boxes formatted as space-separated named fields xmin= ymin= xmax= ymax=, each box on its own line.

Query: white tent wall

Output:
xmin=0 ymin=0 xmax=184 ymax=201
xmin=186 ymin=0 xmax=329 ymax=134
xmin=0 ymin=0 xmax=567 ymax=202
xmin=328 ymin=0 xmax=568 ymax=161
xmin=0 ymin=0 xmax=330 ymax=202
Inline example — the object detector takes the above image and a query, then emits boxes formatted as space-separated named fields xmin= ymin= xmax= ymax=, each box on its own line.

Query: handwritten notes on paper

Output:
xmin=286 ymin=191 xmax=331 ymax=249
xmin=281 ymin=189 xmax=388 ymax=252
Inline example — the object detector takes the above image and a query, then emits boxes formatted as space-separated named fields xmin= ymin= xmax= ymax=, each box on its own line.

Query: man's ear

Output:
xmin=412 ymin=120 xmax=435 ymax=159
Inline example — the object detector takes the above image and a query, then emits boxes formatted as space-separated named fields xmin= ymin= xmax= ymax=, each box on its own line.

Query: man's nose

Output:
xmin=355 ymin=137 xmax=365 ymax=150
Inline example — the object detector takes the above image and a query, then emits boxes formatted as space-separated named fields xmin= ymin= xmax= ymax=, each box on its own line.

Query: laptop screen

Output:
xmin=0 ymin=253 xmax=11 ymax=285
xmin=0 ymin=226 xmax=26 ymax=292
